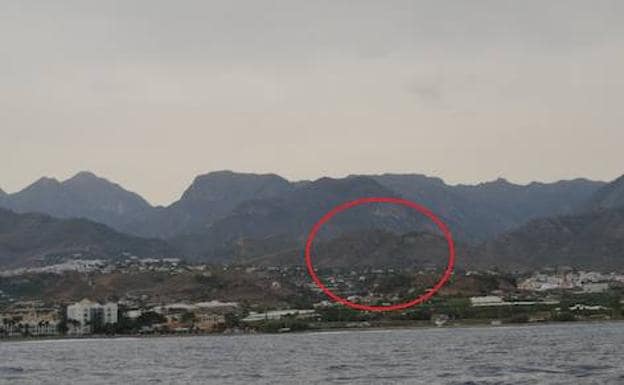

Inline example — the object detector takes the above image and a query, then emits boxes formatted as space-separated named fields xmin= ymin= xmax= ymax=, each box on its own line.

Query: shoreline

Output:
xmin=3 ymin=317 xmax=623 ymax=344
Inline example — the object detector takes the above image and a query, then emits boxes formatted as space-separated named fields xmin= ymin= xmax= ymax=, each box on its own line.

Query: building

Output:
xmin=241 ymin=309 xmax=318 ymax=323
xmin=66 ymin=299 xmax=118 ymax=334
xmin=581 ymin=282 xmax=609 ymax=293
xmin=470 ymin=296 xmax=559 ymax=308
xmin=149 ymin=301 xmax=237 ymax=333
xmin=569 ymin=304 xmax=607 ymax=311
xmin=0 ymin=301 xmax=60 ymax=338
xmin=470 ymin=296 xmax=506 ymax=307
xmin=194 ymin=314 xmax=226 ymax=332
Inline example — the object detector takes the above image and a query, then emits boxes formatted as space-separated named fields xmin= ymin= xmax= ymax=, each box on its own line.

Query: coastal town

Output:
xmin=1 ymin=256 xmax=624 ymax=339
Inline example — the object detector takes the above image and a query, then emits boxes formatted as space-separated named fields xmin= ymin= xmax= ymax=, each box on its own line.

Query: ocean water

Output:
xmin=1 ymin=322 xmax=623 ymax=385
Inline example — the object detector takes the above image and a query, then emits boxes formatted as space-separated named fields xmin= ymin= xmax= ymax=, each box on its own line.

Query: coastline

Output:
xmin=3 ymin=317 xmax=623 ymax=344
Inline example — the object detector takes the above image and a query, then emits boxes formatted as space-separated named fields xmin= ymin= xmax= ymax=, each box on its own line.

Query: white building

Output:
xmin=470 ymin=296 xmax=559 ymax=307
xmin=67 ymin=299 xmax=118 ymax=334
xmin=241 ymin=309 xmax=317 ymax=323
xmin=470 ymin=296 xmax=506 ymax=307
xmin=581 ymin=282 xmax=609 ymax=293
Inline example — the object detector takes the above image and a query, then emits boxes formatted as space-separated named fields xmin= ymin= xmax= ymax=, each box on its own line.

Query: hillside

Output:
xmin=127 ymin=171 xmax=294 ymax=238
xmin=476 ymin=208 xmax=624 ymax=271
xmin=586 ymin=175 xmax=624 ymax=210
xmin=172 ymin=176 xmax=432 ymax=260
xmin=234 ymin=171 xmax=624 ymax=271
xmin=241 ymin=229 xmax=458 ymax=270
xmin=473 ymin=174 xmax=624 ymax=271
xmin=0 ymin=268 xmax=300 ymax=306
xmin=0 ymin=208 xmax=175 ymax=268
xmin=0 ymin=170 xmax=618 ymax=269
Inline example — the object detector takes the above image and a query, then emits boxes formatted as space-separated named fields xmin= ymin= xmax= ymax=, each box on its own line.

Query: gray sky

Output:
xmin=1 ymin=1 xmax=623 ymax=205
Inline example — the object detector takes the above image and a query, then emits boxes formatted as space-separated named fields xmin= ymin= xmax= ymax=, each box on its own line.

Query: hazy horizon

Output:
xmin=2 ymin=1 xmax=623 ymax=205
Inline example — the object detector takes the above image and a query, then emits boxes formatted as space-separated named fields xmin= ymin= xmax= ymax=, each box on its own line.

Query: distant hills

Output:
xmin=0 ymin=170 xmax=623 ymax=270
xmin=0 ymin=208 xmax=174 ymax=268
xmin=478 ymin=208 xmax=624 ymax=271
xmin=0 ymin=171 xmax=605 ymax=241
xmin=370 ymin=175 xmax=601 ymax=240
xmin=473 ymin=174 xmax=624 ymax=271
xmin=0 ymin=172 xmax=152 ymax=234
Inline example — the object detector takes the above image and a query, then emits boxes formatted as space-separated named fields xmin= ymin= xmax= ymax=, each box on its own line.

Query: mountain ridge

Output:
xmin=0 ymin=170 xmax=619 ymax=270
xmin=120 ymin=170 xmax=295 ymax=238
xmin=1 ymin=171 xmax=153 ymax=233
xmin=0 ymin=170 xmax=609 ymax=242
xmin=171 ymin=175 xmax=424 ymax=261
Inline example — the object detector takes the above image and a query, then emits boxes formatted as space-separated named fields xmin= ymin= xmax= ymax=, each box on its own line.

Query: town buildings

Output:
xmin=67 ymin=299 xmax=118 ymax=334
xmin=0 ymin=301 xmax=60 ymax=337
xmin=518 ymin=271 xmax=624 ymax=292
xmin=150 ymin=300 xmax=239 ymax=333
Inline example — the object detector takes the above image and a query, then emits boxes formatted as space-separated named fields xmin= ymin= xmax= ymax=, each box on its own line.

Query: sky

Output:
xmin=1 ymin=1 xmax=623 ymax=205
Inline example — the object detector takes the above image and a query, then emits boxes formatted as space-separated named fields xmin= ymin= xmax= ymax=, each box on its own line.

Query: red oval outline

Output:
xmin=304 ymin=197 xmax=455 ymax=312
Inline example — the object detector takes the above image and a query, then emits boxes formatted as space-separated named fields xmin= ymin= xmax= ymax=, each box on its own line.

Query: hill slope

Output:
xmin=242 ymin=229 xmax=456 ymax=270
xmin=476 ymin=208 xmax=624 ymax=271
xmin=173 ymin=176 xmax=432 ymax=260
xmin=0 ymin=208 xmax=174 ymax=268
xmin=128 ymin=171 xmax=294 ymax=238
xmin=586 ymin=175 xmax=624 ymax=210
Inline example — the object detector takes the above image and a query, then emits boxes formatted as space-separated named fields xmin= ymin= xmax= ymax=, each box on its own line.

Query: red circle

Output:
xmin=304 ymin=197 xmax=455 ymax=312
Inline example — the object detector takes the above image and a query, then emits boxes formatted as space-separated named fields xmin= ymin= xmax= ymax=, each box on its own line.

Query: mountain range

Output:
xmin=0 ymin=170 xmax=623 ymax=270
xmin=0 ymin=171 xmax=605 ymax=240
xmin=476 ymin=175 xmax=624 ymax=271
xmin=476 ymin=208 xmax=624 ymax=271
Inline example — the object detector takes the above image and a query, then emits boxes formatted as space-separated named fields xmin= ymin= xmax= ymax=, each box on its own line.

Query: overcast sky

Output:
xmin=1 ymin=1 xmax=623 ymax=205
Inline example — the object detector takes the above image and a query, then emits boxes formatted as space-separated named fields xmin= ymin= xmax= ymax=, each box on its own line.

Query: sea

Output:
xmin=1 ymin=322 xmax=623 ymax=385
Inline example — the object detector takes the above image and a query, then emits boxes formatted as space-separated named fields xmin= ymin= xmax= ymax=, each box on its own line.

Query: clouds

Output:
xmin=0 ymin=1 xmax=623 ymax=204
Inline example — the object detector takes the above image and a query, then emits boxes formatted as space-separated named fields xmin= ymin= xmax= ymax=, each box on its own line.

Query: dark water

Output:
xmin=1 ymin=322 xmax=623 ymax=385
